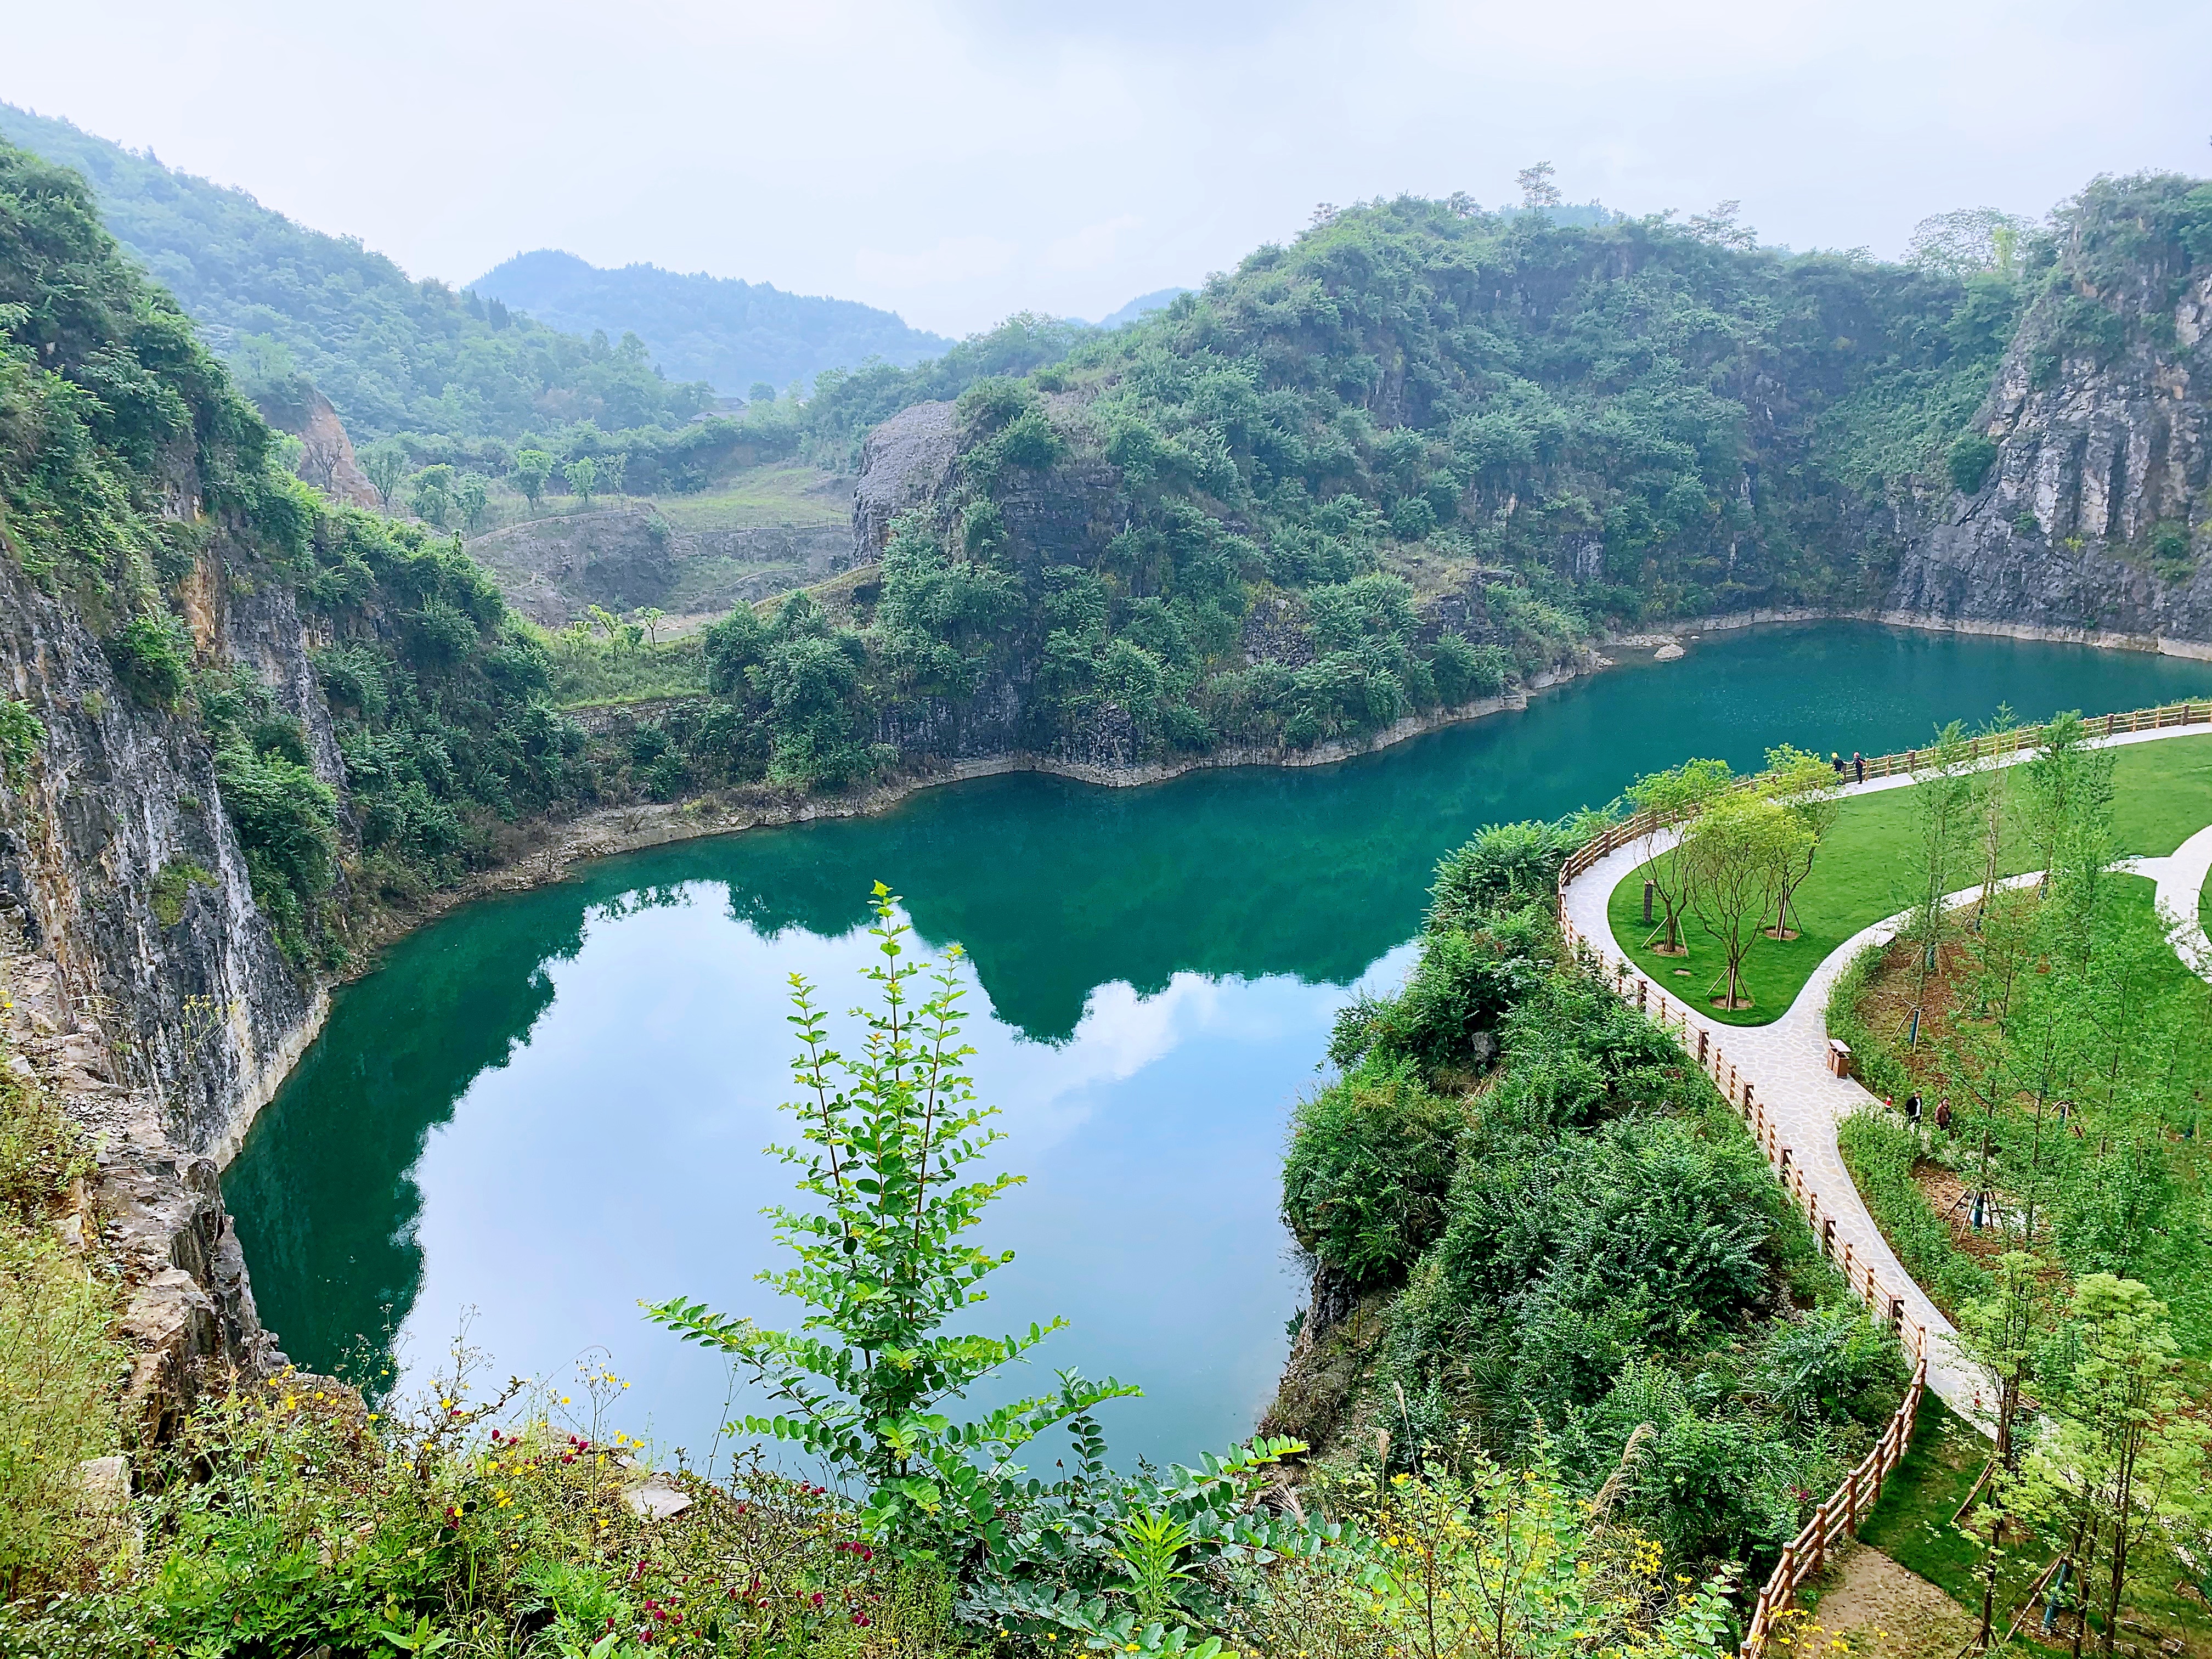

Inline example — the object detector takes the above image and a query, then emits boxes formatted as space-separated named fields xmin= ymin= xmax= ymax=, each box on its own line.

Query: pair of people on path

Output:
xmin=1901 ymin=1091 xmax=1953 ymax=1135
xmin=1830 ymin=751 xmax=1868 ymax=782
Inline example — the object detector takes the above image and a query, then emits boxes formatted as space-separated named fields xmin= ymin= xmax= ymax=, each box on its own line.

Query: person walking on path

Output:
xmin=1831 ymin=751 xmax=1846 ymax=777
xmin=1853 ymin=751 xmax=1866 ymax=783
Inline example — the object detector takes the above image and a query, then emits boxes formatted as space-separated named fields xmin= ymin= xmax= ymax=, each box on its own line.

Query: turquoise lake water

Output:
xmin=224 ymin=624 xmax=2211 ymax=1469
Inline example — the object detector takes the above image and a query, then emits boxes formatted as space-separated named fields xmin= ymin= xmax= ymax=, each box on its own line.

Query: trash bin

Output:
xmin=1828 ymin=1039 xmax=1852 ymax=1079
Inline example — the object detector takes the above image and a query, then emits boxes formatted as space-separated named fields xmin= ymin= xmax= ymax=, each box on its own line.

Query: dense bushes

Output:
xmin=1834 ymin=1107 xmax=1991 ymax=1313
xmin=1281 ymin=821 xmax=1905 ymax=1572
xmin=1282 ymin=1065 xmax=1464 ymax=1283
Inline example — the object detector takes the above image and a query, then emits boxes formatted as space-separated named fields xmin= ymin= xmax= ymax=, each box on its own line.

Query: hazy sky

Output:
xmin=8 ymin=1 xmax=2209 ymax=338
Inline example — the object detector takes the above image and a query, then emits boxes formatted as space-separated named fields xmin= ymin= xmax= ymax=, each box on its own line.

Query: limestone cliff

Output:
xmin=1889 ymin=181 xmax=2212 ymax=653
xmin=0 ymin=521 xmax=347 ymax=1421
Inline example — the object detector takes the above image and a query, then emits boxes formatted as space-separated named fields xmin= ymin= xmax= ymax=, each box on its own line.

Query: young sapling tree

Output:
xmin=1683 ymin=795 xmax=1808 ymax=1010
xmin=1624 ymin=757 xmax=1734 ymax=956
xmin=1760 ymin=743 xmax=1839 ymax=939
xmin=646 ymin=884 xmax=1137 ymax=1559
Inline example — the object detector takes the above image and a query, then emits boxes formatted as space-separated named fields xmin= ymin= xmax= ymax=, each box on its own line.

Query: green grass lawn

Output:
xmin=1844 ymin=1397 xmax=1989 ymax=1610
xmin=1853 ymin=1395 xmax=2212 ymax=1652
xmin=646 ymin=464 xmax=849 ymax=532
xmin=1605 ymin=733 xmax=2212 ymax=1025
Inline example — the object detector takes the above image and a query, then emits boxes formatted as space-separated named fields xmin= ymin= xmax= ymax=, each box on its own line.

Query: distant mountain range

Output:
xmin=470 ymin=250 xmax=953 ymax=398
xmin=0 ymin=99 xmax=1197 ymax=445
xmin=1096 ymin=287 xmax=1193 ymax=329
xmin=0 ymin=104 xmax=714 ymax=443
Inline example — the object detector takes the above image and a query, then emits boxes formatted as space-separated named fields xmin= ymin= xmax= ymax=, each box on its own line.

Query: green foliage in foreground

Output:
xmin=647 ymin=885 xmax=1143 ymax=1558
xmin=0 ymin=1361 xmax=1739 ymax=1659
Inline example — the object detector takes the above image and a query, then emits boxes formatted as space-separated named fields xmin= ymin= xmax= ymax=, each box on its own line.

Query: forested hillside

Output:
xmin=680 ymin=195 xmax=2028 ymax=788
xmin=471 ymin=249 xmax=950 ymax=397
xmin=0 ymin=135 xmax=598 ymax=972
xmin=1018 ymin=195 xmax=2020 ymax=619
xmin=0 ymin=105 xmax=715 ymax=444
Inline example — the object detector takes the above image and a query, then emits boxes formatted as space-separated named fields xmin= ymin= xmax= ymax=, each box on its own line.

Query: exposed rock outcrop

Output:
xmin=256 ymin=384 xmax=380 ymax=510
xmin=0 ymin=521 xmax=332 ymax=1424
xmin=1889 ymin=268 xmax=2212 ymax=652
xmin=851 ymin=401 xmax=960 ymax=558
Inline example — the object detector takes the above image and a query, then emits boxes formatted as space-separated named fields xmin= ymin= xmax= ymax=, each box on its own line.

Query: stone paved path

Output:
xmin=1556 ymin=720 xmax=2212 ymax=1437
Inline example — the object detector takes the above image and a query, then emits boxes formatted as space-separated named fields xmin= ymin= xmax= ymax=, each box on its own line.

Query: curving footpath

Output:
xmin=2138 ymin=821 xmax=2212 ymax=984
xmin=1561 ymin=833 xmax=1987 ymax=1425
xmin=1556 ymin=719 xmax=2212 ymax=1437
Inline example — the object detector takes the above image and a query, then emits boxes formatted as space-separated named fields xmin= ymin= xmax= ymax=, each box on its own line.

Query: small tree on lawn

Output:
xmin=1760 ymin=743 xmax=1839 ymax=939
xmin=646 ymin=884 xmax=1137 ymax=1558
xmin=1903 ymin=722 xmax=1978 ymax=1041
xmin=1683 ymin=794 xmax=1808 ymax=1011
xmin=2022 ymin=710 xmax=2117 ymax=906
xmin=1971 ymin=705 xmax=2021 ymax=924
xmin=1624 ymin=757 xmax=1734 ymax=956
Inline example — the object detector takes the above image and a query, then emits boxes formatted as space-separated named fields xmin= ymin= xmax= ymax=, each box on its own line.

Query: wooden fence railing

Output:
xmin=1556 ymin=914 xmax=1934 ymax=1652
xmin=1556 ymin=699 xmax=2212 ymax=891
xmin=1547 ymin=697 xmax=2211 ymax=1647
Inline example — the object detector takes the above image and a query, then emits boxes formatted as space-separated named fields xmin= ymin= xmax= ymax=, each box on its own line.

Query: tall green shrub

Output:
xmin=1282 ymin=1063 xmax=1464 ymax=1284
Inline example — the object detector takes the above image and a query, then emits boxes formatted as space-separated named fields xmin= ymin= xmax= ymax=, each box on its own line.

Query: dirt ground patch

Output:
xmin=1910 ymin=1160 xmax=2019 ymax=1268
xmin=1794 ymin=1542 xmax=1977 ymax=1659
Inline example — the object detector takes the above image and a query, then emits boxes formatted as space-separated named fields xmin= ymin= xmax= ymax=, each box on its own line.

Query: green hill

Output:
xmin=1018 ymin=194 xmax=2016 ymax=619
xmin=0 ymin=104 xmax=715 ymax=445
xmin=470 ymin=249 xmax=950 ymax=397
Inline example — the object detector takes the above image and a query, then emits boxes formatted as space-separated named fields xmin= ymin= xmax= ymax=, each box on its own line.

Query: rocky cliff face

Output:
xmin=256 ymin=385 xmax=381 ymax=511
xmin=851 ymin=402 xmax=960 ymax=560
xmin=1889 ymin=240 xmax=2212 ymax=653
xmin=0 ymin=521 xmax=342 ymax=1422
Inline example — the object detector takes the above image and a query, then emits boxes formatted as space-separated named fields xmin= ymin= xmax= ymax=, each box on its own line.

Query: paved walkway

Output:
xmin=2138 ymin=822 xmax=2212 ymax=984
xmin=1556 ymin=719 xmax=2212 ymax=1436
xmin=1562 ymin=837 xmax=1993 ymax=1427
